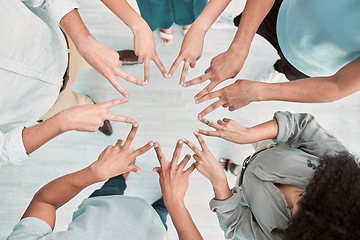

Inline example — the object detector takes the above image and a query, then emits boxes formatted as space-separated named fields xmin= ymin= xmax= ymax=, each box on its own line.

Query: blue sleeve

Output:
xmin=6 ymin=217 xmax=52 ymax=240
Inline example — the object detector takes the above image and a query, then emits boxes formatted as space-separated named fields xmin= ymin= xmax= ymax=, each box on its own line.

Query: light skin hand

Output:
xmin=168 ymin=26 xmax=206 ymax=85
xmin=133 ymin=23 xmax=167 ymax=83
xmin=183 ymin=132 xmax=232 ymax=200
xmin=58 ymin=98 xmax=135 ymax=132
xmin=60 ymin=9 xmax=143 ymax=97
xmin=197 ymin=118 xmax=251 ymax=144
xmin=199 ymin=118 xmax=279 ymax=144
xmin=153 ymin=140 xmax=196 ymax=206
xmin=197 ymin=79 xmax=258 ymax=118
xmin=91 ymin=123 xmax=154 ymax=181
xmin=184 ymin=49 xmax=246 ymax=100
xmin=22 ymin=124 xmax=153 ymax=229
xmin=153 ymin=141 xmax=203 ymax=240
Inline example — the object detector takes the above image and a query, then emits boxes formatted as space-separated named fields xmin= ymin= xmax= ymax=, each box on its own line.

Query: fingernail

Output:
xmin=168 ymin=73 xmax=172 ymax=78
xmin=183 ymin=83 xmax=187 ymax=87
xmin=195 ymin=100 xmax=199 ymax=104
xmin=186 ymin=154 xmax=191 ymax=158
xmin=136 ymin=170 xmax=141 ymax=174
xmin=182 ymin=138 xmax=186 ymax=142
xmin=154 ymin=143 xmax=159 ymax=148
xmin=198 ymin=114 xmax=202 ymax=119
xmin=149 ymin=141 xmax=154 ymax=146
xmin=133 ymin=122 xmax=138 ymax=127
xmin=178 ymin=139 xmax=183 ymax=144
xmin=195 ymin=129 xmax=199 ymax=133
xmin=194 ymin=96 xmax=198 ymax=100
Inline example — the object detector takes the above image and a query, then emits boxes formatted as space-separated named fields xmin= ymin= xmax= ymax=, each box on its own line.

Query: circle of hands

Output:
xmin=68 ymin=27 xmax=254 ymax=200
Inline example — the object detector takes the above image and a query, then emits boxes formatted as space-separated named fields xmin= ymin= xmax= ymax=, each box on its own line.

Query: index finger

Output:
xmin=107 ymin=75 xmax=129 ymax=97
xmin=104 ymin=113 xmax=134 ymax=124
xmin=194 ymin=130 xmax=209 ymax=151
xmin=180 ymin=62 xmax=190 ymax=85
xmin=195 ymin=81 xmax=219 ymax=101
xmin=133 ymin=141 xmax=154 ymax=157
xmin=183 ymin=72 xmax=211 ymax=88
xmin=152 ymin=55 xmax=167 ymax=78
xmin=115 ymin=68 xmax=145 ymax=87
xmin=168 ymin=55 xmax=183 ymax=77
xmin=195 ymin=89 xmax=222 ymax=104
xmin=183 ymin=138 xmax=201 ymax=155
xmin=200 ymin=118 xmax=221 ymax=130
xmin=144 ymin=58 xmax=150 ymax=84
xmin=154 ymin=142 xmax=167 ymax=167
xmin=198 ymin=99 xmax=224 ymax=119
xmin=101 ymin=98 xmax=129 ymax=109
xmin=123 ymin=123 xmax=139 ymax=148
xmin=171 ymin=140 xmax=184 ymax=167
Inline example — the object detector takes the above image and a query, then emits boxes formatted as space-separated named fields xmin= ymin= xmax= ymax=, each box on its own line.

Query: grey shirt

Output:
xmin=209 ymin=111 xmax=347 ymax=240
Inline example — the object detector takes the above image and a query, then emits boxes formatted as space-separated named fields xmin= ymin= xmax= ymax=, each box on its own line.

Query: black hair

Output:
xmin=279 ymin=152 xmax=360 ymax=240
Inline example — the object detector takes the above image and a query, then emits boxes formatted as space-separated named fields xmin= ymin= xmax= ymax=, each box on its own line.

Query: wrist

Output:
xmin=130 ymin=19 xmax=150 ymax=34
xmin=48 ymin=112 xmax=70 ymax=134
xmin=164 ymin=198 xmax=186 ymax=212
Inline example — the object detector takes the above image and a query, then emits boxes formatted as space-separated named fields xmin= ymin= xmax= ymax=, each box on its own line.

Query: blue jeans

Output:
xmin=89 ymin=175 xmax=168 ymax=230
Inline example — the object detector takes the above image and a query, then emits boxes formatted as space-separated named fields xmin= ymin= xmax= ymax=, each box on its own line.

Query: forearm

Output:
xmin=101 ymin=0 xmax=149 ymax=33
xmin=191 ymin=0 xmax=232 ymax=33
xmin=166 ymin=201 xmax=203 ymax=240
xmin=22 ymin=114 xmax=67 ymax=155
xmin=255 ymin=58 xmax=360 ymax=103
xmin=60 ymin=9 xmax=94 ymax=48
xmin=228 ymin=0 xmax=275 ymax=55
xmin=244 ymin=119 xmax=279 ymax=143
xmin=211 ymin=173 xmax=232 ymax=201
xmin=22 ymin=166 xmax=100 ymax=228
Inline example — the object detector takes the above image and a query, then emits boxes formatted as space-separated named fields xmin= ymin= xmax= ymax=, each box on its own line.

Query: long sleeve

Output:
xmin=209 ymin=187 xmax=271 ymax=240
xmin=273 ymin=111 xmax=347 ymax=156
xmin=21 ymin=0 xmax=79 ymax=25
xmin=0 ymin=127 xmax=28 ymax=166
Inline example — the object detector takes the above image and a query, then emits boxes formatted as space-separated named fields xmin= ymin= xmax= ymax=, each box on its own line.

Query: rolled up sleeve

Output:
xmin=22 ymin=0 xmax=79 ymax=24
xmin=0 ymin=127 xmax=28 ymax=166
xmin=209 ymin=187 xmax=269 ymax=240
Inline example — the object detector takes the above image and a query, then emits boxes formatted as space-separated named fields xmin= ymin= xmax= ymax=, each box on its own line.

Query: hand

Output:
xmin=133 ymin=24 xmax=167 ymax=83
xmin=58 ymin=98 xmax=134 ymax=132
xmin=197 ymin=79 xmax=257 ymax=118
xmin=197 ymin=118 xmax=251 ymax=144
xmin=77 ymin=37 xmax=144 ymax=97
xmin=184 ymin=49 xmax=245 ymax=100
xmin=168 ymin=26 xmax=206 ymax=85
xmin=90 ymin=123 xmax=154 ymax=181
xmin=153 ymin=140 xmax=196 ymax=207
xmin=183 ymin=132 xmax=225 ymax=185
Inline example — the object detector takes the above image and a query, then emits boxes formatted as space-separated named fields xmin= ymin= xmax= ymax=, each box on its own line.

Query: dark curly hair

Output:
xmin=281 ymin=152 xmax=360 ymax=240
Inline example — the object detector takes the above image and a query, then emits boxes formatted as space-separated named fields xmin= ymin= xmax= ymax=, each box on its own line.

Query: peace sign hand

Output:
xmin=183 ymin=132 xmax=225 ymax=185
xmin=90 ymin=123 xmax=154 ymax=182
xmin=197 ymin=118 xmax=251 ymax=144
xmin=153 ymin=140 xmax=196 ymax=206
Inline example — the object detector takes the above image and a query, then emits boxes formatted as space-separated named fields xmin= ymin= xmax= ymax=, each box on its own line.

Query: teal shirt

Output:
xmin=210 ymin=111 xmax=348 ymax=240
xmin=7 ymin=196 xmax=168 ymax=240
xmin=277 ymin=0 xmax=360 ymax=77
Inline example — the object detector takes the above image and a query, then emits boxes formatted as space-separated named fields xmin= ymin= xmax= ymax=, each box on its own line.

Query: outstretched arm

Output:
xmin=22 ymin=98 xmax=133 ymax=155
xmin=197 ymin=58 xmax=360 ymax=117
xmin=60 ymin=9 xmax=143 ymax=97
xmin=101 ymin=0 xmax=167 ymax=82
xmin=197 ymin=117 xmax=278 ymax=144
xmin=153 ymin=141 xmax=202 ymax=240
xmin=182 ymin=0 xmax=275 ymax=97
xmin=21 ymin=124 xmax=153 ymax=229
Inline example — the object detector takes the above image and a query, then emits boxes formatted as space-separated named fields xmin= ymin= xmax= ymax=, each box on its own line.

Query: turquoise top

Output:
xmin=7 ymin=196 xmax=168 ymax=240
xmin=277 ymin=0 xmax=360 ymax=77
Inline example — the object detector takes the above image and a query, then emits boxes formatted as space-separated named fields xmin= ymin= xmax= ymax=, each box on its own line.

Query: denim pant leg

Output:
xmin=152 ymin=198 xmax=169 ymax=230
xmin=89 ymin=175 xmax=127 ymax=198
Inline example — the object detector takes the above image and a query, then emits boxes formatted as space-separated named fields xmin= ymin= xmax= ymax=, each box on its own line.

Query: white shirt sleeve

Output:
xmin=0 ymin=127 xmax=29 ymax=166
xmin=21 ymin=0 xmax=80 ymax=24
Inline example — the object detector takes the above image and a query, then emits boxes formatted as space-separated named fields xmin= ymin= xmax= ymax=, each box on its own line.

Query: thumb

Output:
xmin=153 ymin=167 xmax=161 ymax=175
xmin=126 ymin=164 xmax=141 ymax=174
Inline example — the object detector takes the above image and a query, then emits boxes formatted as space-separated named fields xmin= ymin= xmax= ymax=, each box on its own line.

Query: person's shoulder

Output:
xmin=6 ymin=217 xmax=52 ymax=240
